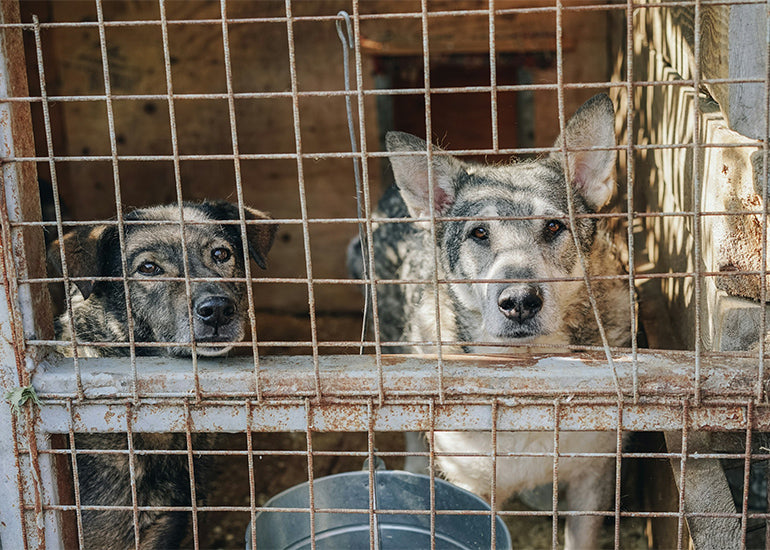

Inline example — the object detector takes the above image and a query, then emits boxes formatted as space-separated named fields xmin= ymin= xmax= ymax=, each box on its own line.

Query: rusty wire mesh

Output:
xmin=0 ymin=0 xmax=769 ymax=549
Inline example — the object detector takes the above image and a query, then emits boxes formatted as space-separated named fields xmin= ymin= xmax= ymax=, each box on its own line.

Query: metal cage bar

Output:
xmin=0 ymin=0 xmax=769 ymax=548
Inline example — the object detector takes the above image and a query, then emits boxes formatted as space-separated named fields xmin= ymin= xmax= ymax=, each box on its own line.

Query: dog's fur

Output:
xmin=349 ymin=94 xmax=631 ymax=549
xmin=50 ymin=200 xmax=277 ymax=549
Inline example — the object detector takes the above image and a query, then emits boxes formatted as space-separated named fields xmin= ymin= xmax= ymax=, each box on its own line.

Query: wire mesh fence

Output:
xmin=1 ymin=0 xmax=770 ymax=548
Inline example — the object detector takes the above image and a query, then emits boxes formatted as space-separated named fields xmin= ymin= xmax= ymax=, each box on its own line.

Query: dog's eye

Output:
xmin=211 ymin=247 xmax=232 ymax=263
xmin=137 ymin=261 xmax=163 ymax=276
xmin=544 ymin=220 xmax=565 ymax=238
xmin=470 ymin=226 xmax=488 ymax=241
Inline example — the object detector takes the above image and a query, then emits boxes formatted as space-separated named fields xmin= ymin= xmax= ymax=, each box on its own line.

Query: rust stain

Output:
xmin=0 ymin=108 xmax=11 ymax=158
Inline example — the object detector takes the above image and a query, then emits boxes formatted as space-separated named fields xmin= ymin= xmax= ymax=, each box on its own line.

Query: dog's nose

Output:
xmin=195 ymin=296 xmax=237 ymax=328
xmin=497 ymin=286 xmax=542 ymax=323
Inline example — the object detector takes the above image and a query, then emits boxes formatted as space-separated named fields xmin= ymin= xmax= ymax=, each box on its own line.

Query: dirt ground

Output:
xmin=187 ymin=431 xmax=649 ymax=549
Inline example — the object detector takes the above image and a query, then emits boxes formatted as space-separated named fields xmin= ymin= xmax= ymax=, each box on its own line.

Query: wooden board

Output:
xmin=1 ymin=0 xmax=53 ymax=343
xmin=642 ymin=0 xmax=767 ymax=139
xmin=21 ymin=0 xmax=383 ymax=317
xmin=21 ymin=0 xmax=610 ymax=326
xmin=359 ymin=0 xmax=604 ymax=55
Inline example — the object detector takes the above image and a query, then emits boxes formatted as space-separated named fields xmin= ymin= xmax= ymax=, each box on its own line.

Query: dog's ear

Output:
xmin=47 ymin=225 xmax=114 ymax=300
xmin=241 ymin=206 xmax=277 ymax=270
xmin=550 ymin=93 xmax=617 ymax=210
xmin=386 ymin=131 xmax=465 ymax=218
xmin=205 ymin=201 xmax=278 ymax=270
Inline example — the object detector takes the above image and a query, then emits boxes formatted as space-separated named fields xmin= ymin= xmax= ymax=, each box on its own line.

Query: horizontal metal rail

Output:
xmin=29 ymin=353 xmax=770 ymax=433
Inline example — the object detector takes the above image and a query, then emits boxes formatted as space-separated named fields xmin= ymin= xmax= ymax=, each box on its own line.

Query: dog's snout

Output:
xmin=195 ymin=296 xmax=237 ymax=328
xmin=497 ymin=286 xmax=543 ymax=323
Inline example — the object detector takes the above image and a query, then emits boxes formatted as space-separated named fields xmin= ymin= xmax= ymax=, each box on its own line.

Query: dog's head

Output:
xmin=49 ymin=201 xmax=277 ymax=356
xmin=386 ymin=94 xmax=616 ymax=342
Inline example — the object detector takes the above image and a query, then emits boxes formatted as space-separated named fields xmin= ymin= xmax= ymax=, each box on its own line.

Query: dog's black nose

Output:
xmin=195 ymin=296 xmax=237 ymax=328
xmin=498 ymin=286 xmax=542 ymax=323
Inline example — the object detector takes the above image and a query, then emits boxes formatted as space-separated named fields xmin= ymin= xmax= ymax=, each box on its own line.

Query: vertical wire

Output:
xmin=219 ymin=0 xmax=263 ymax=400
xmin=740 ymin=399 xmax=754 ymax=548
xmin=285 ymin=0 xmax=322 ymax=397
xmin=625 ymin=0 xmax=639 ymax=402
xmin=551 ymin=398 xmax=561 ymax=549
xmin=125 ymin=403 xmax=141 ymax=550
xmin=420 ymin=0 xmax=445 ymax=403
xmin=9 ymin=412 xmax=30 ymax=550
xmin=614 ymin=399 xmax=624 ymax=549
xmin=366 ymin=399 xmax=380 ymax=550
xmin=304 ymin=399 xmax=317 ymax=550
xmin=692 ymin=0 xmax=704 ymax=404
xmin=335 ymin=11 xmax=370 ymax=352
xmin=183 ymin=401 xmax=200 ymax=550
xmin=554 ymin=0 xmax=623 ymax=402
xmin=349 ymin=2 xmax=386 ymax=405
xmin=615 ymin=0 xmax=639 ymax=532
xmin=158 ymin=0 xmax=200 ymax=400
xmin=20 ymin=414 xmax=44 ymax=547
xmin=66 ymin=400 xmax=85 ymax=548
xmin=756 ymin=0 xmax=770 ymax=402
xmin=245 ymin=401 xmax=257 ymax=550
xmin=428 ymin=398 xmax=436 ymax=550
xmin=490 ymin=399 xmax=499 ymax=550
xmin=94 ymin=0 xmax=139 ymax=402
xmin=25 ymin=418 xmax=47 ymax=546
xmin=675 ymin=399 xmax=689 ymax=550
xmin=488 ymin=0 xmax=499 ymax=153
xmin=31 ymin=17 xmax=84 ymax=399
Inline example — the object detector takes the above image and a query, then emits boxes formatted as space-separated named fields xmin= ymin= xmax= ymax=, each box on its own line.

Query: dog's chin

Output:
xmin=194 ymin=333 xmax=243 ymax=357
xmin=488 ymin=321 xmax=545 ymax=341
xmin=177 ymin=324 xmax=244 ymax=357
xmin=194 ymin=345 xmax=234 ymax=357
xmin=168 ymin=343 xmax=235 ymax=357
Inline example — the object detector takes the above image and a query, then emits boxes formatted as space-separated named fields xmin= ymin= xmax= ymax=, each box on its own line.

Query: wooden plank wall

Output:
xmin=632 ymin=2 xmax=770 ymax=547
xmin=20 ymin=0 xmax=610 ymax=350
xmin=632 ymin=0 xmax=770 ymax=353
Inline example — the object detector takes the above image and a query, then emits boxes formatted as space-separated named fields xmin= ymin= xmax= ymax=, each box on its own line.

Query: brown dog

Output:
xmin=50 ymin=200 xmax=277 ymax=549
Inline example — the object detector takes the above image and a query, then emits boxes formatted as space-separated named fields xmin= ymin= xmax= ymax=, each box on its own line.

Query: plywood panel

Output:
xmin=359 ymin=0 xmax=602 ymax=54
xmin=22 ymin=0 xmax=383 ymax=320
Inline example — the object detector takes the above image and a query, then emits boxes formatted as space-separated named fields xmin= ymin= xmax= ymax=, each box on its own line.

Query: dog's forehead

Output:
xmin=129 ymin=205 xmax=214 ymax=223
xmin=455 ymin=163 xmax=567 ymax=217
xmin=124 ymin=206 xmax=231 ymax=255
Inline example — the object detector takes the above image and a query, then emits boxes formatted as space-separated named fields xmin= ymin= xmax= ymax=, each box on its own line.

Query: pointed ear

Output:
xmin=386 ymin=131 xmax=465 ymax=218
xmin=550 ymin=93 xmax=617 ymax=210
xmin=47 ymin=225 xmax=112 ymax=299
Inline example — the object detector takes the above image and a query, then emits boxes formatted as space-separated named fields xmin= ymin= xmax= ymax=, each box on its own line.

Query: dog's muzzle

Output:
xmin=497 ymin=285 xmax=543 ymax=323
xmin=195 ymin=296 xmax=237 ymax=331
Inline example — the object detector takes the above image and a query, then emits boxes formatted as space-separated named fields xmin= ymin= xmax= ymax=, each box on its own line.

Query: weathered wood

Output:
xmin=360 ymin=0 xmax=608 ymax=55
xmin=638 ymin=432 xmax=689 ymax=550
xmin=22 ymin=0 xmax=383 ymax=317
xmin=635 ymin=9 xmax=770 ymax=547
xmin=664 ymin=431 xmax=742 ymax=550
xmin=633 ymin=5 xmax=770 ymax=348
xmin=642 ymin=0 xmax=767 ymax=139
xmin=701 ymin=122 xmax=769 ymax=302
xmin=22 ymin=0 xmax=610 ymax=325
xmin=0 ymin=2 xmax=62 ymax=548
xmin=0 ymin=0 xmax=52 ymax=345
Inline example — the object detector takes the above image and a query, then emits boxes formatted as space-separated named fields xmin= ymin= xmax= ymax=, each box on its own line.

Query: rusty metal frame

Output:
xmin=25 ymin=352 xmax=770 ymax=432
xmin=0 ymin=0 xmax=770 ymax=548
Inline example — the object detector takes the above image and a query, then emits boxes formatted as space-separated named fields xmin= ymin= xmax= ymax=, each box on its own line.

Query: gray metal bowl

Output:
xmin=245 ymin=470 xmax=511 ymax=549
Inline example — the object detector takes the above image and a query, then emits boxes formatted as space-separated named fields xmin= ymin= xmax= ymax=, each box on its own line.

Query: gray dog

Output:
xmin=50 ymin=200 xmax=277 ymax=549
xmin=349 ymin=94 xmax=631 ymax=549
